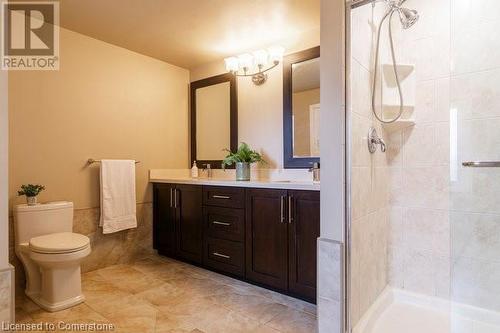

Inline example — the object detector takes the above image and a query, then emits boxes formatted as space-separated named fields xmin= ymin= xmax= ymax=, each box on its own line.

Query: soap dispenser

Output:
xmin=310 ymin=162 xmax=320 ymax=183
xmin=191 ymin=161 xmax=199 ymax=178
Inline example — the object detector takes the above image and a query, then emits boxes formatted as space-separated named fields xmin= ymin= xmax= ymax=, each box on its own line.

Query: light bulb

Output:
xmin=238 ymin=53 xmax=254 ymax=72
xmin=268 ymin=46 xmax=285 ymax=64
xmin=224 ymin=57 xmax=239 ymax=72
xmin=252 ymin=50 xmax=268 ymax=69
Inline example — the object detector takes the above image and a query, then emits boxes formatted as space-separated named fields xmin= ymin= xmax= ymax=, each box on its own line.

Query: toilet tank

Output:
xmin=14 ymin=201 xmax=74 ymax=245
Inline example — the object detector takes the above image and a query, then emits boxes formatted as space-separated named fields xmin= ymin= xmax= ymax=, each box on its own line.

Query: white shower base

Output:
xmin=353 ymin=288 xmax=500 ymax=333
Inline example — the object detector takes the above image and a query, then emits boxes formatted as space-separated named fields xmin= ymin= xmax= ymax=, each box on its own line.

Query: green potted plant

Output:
xmin=222 ymin=142 xmax=265 ymax=181
xmin=18 ymin=184 xmax=45 ymax=206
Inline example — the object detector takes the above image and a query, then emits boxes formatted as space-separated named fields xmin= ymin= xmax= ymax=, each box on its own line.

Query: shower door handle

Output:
xmin=462 ymin=161 xmax=500 ymax=167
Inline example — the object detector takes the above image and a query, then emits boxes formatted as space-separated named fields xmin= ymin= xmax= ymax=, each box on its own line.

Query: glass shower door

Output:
xmin=450 ymin=2 xmax=500 ymax=330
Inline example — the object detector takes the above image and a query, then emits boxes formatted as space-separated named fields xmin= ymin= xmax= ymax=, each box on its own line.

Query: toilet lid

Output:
xmin=29 ymin=232 xmax=90 ymax=254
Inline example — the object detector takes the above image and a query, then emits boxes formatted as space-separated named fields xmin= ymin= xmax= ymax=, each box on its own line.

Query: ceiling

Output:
xmin=54 ymin=0 xmax=320 ymax=69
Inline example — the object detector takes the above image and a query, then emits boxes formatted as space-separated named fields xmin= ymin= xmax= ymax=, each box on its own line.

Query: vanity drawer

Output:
xmin=204 ymin=237 xmax=244 ymax=277
xmin=203 ymin=186 xmax=245 ymax=208
xmin=204 ymin=206 xmax=244 ymax=242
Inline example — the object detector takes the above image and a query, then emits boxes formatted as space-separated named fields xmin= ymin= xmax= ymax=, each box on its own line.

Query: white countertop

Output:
xmin=149 ymin=169 xmax=320 ymax=191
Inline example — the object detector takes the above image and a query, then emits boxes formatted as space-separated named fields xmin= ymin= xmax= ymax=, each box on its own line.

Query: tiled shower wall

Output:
xmin=386 ymin=0 xmax=500 ymax=311
xmin=350 ymin=0 xmax=452 ymax=325
xmin=448 ymin=0 xmax=500 ymax=312
xmin=349 ymin=3 xmax=390 ymax=326
xmin=386 ymin=0 xmax=452 ymax=299
xmin=351 ymin=0 xmax=500 ymax=321
xmin=9 ymin=203 xmax=154 ymax=297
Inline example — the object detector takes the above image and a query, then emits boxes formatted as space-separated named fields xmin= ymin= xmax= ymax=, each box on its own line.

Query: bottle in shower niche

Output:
xmin=191 ymin=161 xmax=199 ymax=178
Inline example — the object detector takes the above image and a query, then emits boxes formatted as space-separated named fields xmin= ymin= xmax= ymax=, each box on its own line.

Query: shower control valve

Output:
xmin=368 ymin=127 xmax=386 ymax=154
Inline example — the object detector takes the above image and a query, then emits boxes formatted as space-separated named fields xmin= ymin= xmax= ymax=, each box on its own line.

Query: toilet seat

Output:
xmin=29 ymin=232 xmax=90 ymax=254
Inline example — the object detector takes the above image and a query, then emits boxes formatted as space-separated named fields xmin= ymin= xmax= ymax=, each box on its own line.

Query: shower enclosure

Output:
xmin=347 ymin=0 xmax=500 ymax=332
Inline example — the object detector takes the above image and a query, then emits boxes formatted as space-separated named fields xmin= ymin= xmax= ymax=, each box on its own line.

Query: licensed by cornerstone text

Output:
xmin=1 ymin=321 xmax=115 ymax=331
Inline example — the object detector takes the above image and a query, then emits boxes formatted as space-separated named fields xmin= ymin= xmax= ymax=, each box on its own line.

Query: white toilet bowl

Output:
xmin=14 ymin=202 xmax=92 ymax=312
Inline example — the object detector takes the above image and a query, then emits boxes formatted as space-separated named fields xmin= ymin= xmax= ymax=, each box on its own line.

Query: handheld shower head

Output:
xmin=398 ymin=7 xmax=419 ymax=29
xmin=371 ymin=0 xmax=419 ymax=124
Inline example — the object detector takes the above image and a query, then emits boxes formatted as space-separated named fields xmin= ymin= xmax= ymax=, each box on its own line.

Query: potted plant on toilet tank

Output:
xmin=222 ymin=142 xmax=265 ymax=181
xmin=18 ymin=184 xmax=45 ymax=206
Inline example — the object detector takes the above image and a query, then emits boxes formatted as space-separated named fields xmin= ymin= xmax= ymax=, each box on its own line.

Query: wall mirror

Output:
xmin=190 ymin=73 xmax=237 ymax=168
xmin=283 ymin=46 xmax=320 ymax=168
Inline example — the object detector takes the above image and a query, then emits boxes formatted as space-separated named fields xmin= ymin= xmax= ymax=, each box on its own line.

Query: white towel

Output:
xmin=99 ymin=160 xmax=137 ymax=234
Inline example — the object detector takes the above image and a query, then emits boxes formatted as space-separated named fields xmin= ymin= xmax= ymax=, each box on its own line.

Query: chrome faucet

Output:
xmin=202 ymin=163 xmax=212 ymax=178
xmin=309 ymin=162 xmax=320 ymax=182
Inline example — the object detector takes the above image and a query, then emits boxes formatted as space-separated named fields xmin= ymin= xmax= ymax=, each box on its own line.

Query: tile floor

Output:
xmin=15 ymin=255 xmax=317 ymax=333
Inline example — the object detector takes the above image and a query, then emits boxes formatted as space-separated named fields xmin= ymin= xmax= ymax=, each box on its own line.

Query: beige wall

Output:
xmin=1 ymin=67 xmax=12 ymax=326
xmin=317 ymin=1 xmax=345 ymax=332
xmin=319 ymin=0 xmax=344 ymax=243
xmin=292 ymin=88 xmax=320 ymax=157
xmin=1 ymin=65 xmax=8 ymax=269
xmin=189 ymin=41 xmax=319 ymax=169
xmin=9 ymin=27 xmax=190 ymax=210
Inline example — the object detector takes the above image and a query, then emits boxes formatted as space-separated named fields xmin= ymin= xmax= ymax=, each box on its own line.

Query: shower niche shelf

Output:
xmin=382 ymin=119 xmax=415 ymax=132
xmin=380 ymin=63 xmax=416 ymax=132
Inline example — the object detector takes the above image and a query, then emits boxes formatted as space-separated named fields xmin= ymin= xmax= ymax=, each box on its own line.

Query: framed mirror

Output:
xmin=190 ymin=73 xmax=237 ymax=169
xmin=283 ymin=46 xmax=320 ymax=168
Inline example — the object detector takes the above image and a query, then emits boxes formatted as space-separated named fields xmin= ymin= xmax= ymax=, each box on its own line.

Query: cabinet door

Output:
xmin=175 ymin=184 xmax=203 ymax=264
xmin=246 ymin=188 xmax=288 ymax=291
xmin=288 ymin=190 xmax=320 ymax=302
xmin=153 ymin=183 xmax=176 ymax=256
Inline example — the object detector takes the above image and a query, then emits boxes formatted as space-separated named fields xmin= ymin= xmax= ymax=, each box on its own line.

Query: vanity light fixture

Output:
xmin=224 ymin=46 xmax=285 ymax=85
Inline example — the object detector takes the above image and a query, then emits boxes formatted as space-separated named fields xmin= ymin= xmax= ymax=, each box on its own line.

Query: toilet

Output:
xmin=14 ymin=201 xmax=91 ymax=312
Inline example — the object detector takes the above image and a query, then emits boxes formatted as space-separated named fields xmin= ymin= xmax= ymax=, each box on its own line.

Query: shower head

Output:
xmin=398 ymin=7 xmax=419 ymax=29
xmin=385 ymin=0 xmax=419 ymax=29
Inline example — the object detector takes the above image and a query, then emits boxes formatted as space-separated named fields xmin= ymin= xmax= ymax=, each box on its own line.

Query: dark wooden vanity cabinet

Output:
xmin=153 ymin=183 xmax=176 ymax=256
xmin=245 ymin=189 xmax=289 ymax=290
xmin=202 ymin=186 xmax=246 ymax=277
xmin=245 ymin=188 xmax=320 ymax=302
xmin=153 ymin=183 xmax=320 ymax=303
xmin=153 ymin=183 xmax=203 ymax=264
xmin=175 ymin=184 xmax=203 ymax=263
xmin=287 ymin=190 xmax=321 ymax=301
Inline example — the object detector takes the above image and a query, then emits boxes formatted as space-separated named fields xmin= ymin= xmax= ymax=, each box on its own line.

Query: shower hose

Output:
xmin=372 ymin=8 xmax=405 ymax=124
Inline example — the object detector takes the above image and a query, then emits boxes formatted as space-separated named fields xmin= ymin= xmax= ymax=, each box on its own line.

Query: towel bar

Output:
xmin=87 ymin=159 xmax=140 ymax=165
xmin=462 ymin=161 xmax=500 ymax=168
